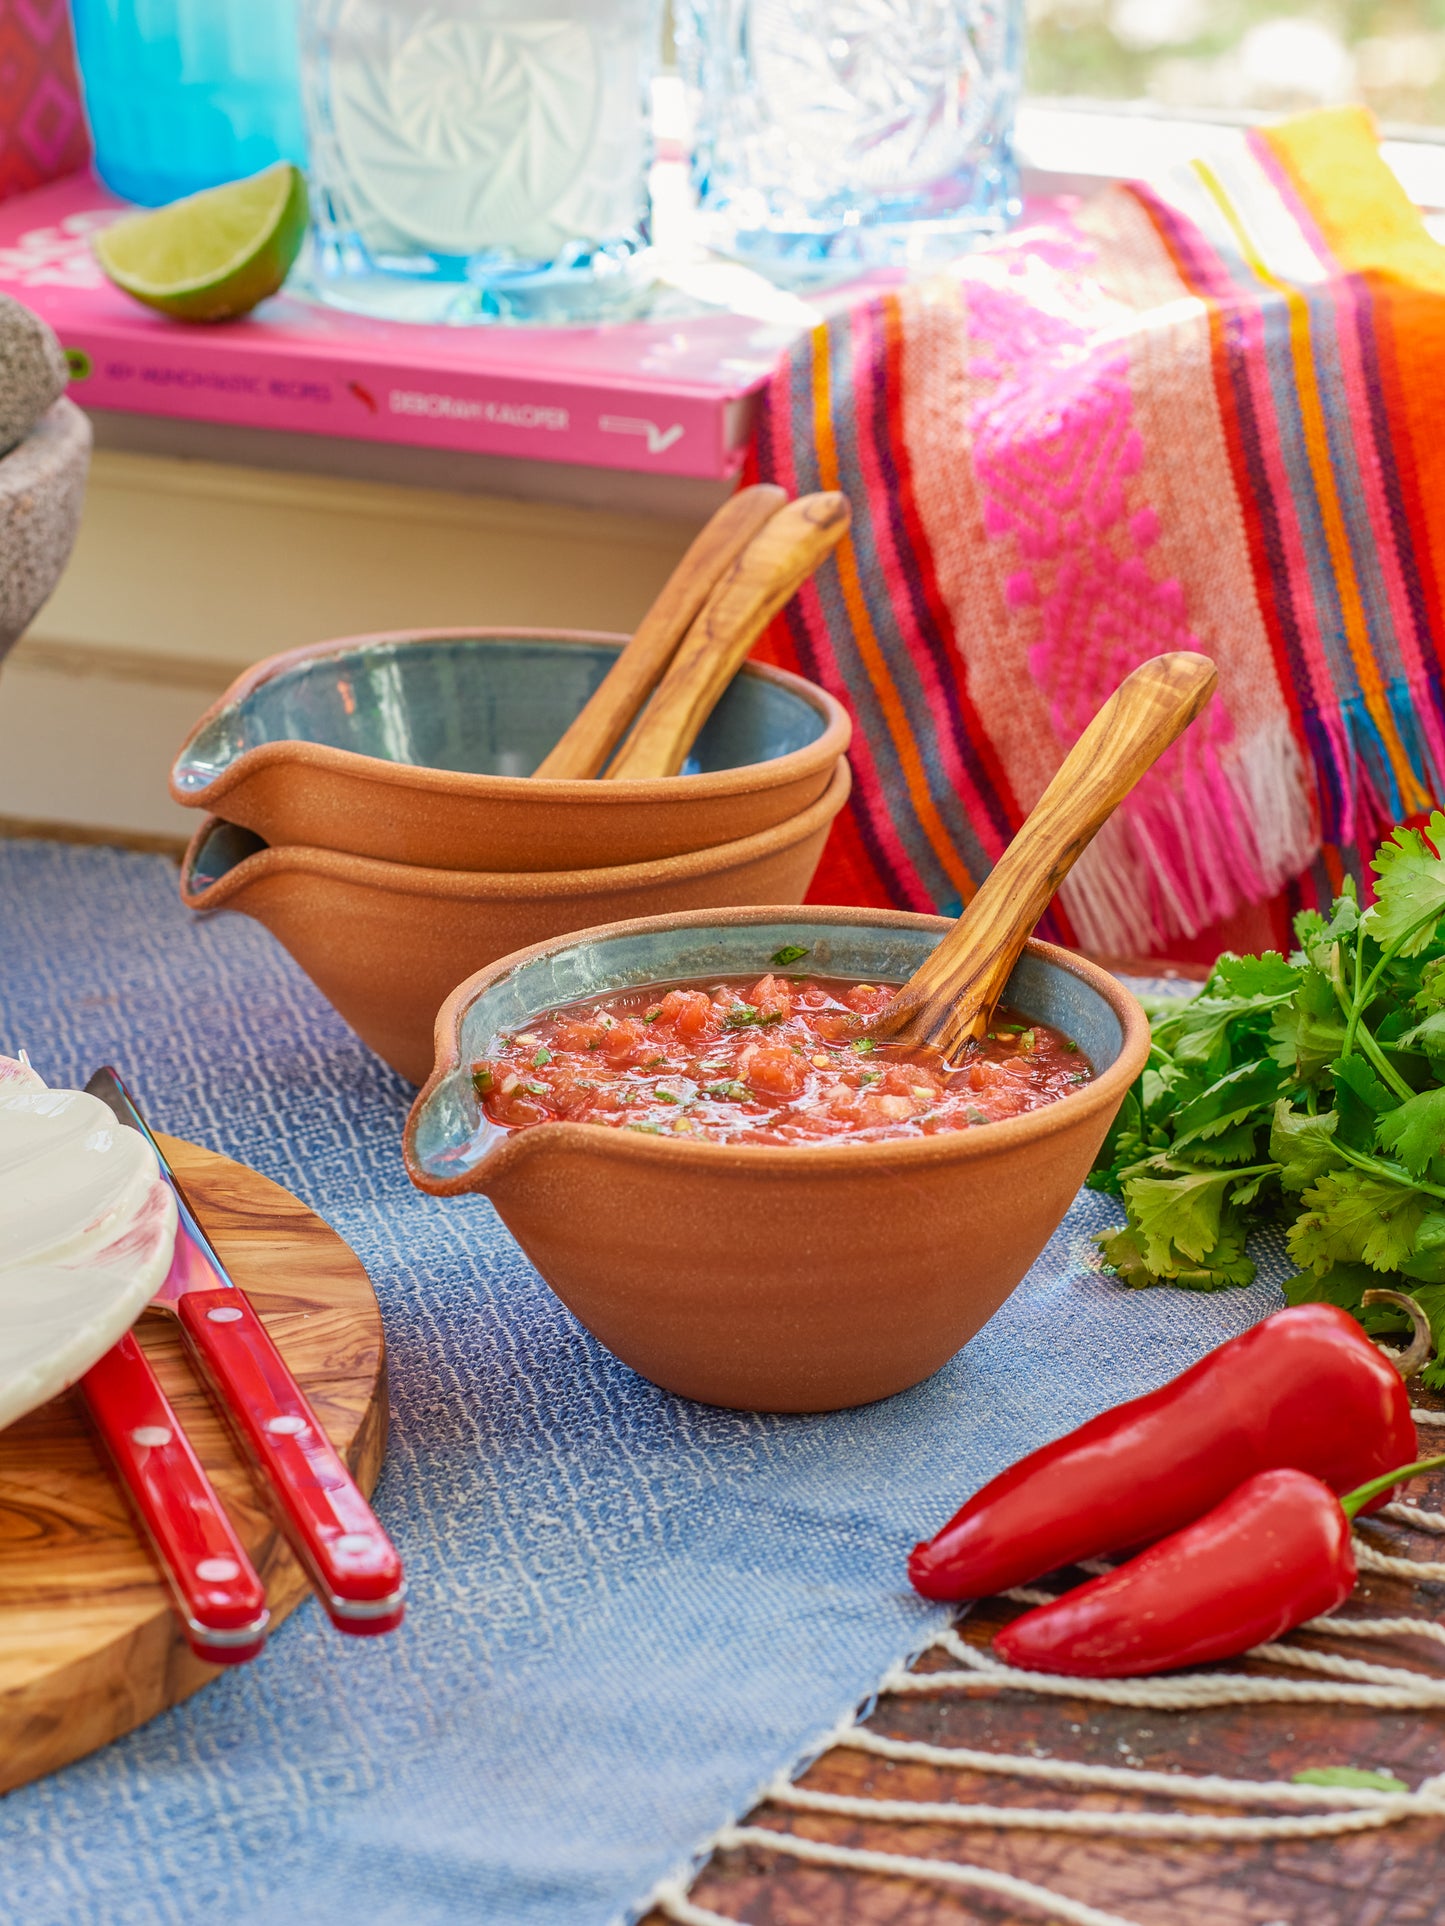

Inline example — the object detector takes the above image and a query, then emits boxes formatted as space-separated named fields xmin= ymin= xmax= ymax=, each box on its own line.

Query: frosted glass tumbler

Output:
xmin=71 ymin=0 xmax=308 ymax=207
xmin=300 ymin=0 xmax=662 ymax=323
xmin=676 ymin=0 xmax=1022 ymax=280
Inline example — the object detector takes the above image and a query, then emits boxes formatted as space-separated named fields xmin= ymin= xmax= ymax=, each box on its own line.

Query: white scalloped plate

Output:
xmin=0 ymin=1056 xmax=177 ymax=1433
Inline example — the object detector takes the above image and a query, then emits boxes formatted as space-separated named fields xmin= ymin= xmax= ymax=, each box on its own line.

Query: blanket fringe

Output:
xmin=1058 ymin=716 xmax=1318 ymax=954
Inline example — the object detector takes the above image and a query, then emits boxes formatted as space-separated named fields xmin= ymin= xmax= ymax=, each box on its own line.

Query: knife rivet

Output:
xmin=131 ymin=1425 xmax=172 ymax=1448
xmin=336 ymin=1533 xmax=375 ymax=1556
xmin=197 ymin=1557 xmax=241 ymax=1582
xmin=266 ymin=1415 xmax=308 ymax=1436
xmin=207 ymin=1306 xmax=243 ymax=1323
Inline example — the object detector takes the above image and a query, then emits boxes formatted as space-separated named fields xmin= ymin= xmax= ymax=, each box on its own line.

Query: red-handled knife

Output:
xmin=81 ymin=1333 xmax=270 ymax=1664
xmin=85 ymin=1068 xmax=406 ymax=1637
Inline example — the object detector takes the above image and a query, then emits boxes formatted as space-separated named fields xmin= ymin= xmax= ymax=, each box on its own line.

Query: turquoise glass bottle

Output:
xmin=71 ymin=0 xmax=307 ymax=207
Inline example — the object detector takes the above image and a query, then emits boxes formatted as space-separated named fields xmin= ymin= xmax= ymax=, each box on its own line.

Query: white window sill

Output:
xmin=1018 ymin=98 xmax=1445 ymax=231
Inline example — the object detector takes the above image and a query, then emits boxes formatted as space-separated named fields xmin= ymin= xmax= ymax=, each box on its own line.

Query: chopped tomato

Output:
xmin=744 ymin=1045 xmax=808 ymax=1099
xmin=749 ymin=974 xmax=794 ymax=1021
xmin=843 ymin=982 xmax=891 ymax=1016
xmin=470 ymin=973 xmax=1088 ymax=1146
xmin=600 ymin=1018 xmax=648 ymax=1067
xmin=658 ymin=987 xmax=716 ymax=1041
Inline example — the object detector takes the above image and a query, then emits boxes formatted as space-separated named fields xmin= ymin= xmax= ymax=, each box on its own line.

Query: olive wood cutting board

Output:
xmin=0 ymin=1135 xmax=387 ymax=1794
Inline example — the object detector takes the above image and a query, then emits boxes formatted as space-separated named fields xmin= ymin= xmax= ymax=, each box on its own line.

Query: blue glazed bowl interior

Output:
xmin=411 ymin=918 xmax=1126 ymax=1181
xmin=174 ymin=635 xmax=829 ymax=793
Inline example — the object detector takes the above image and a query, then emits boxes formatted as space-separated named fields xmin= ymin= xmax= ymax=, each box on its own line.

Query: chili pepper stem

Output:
xmin=1362 ymin=1287 xmax=1433 ymax=1378
xmin=1340 ymin=1450 xmax=1445 ymax=1519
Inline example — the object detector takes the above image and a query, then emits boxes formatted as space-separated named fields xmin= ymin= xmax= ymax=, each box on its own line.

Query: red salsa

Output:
xmin=471 ymin=970 xmax=1091 ymax=1147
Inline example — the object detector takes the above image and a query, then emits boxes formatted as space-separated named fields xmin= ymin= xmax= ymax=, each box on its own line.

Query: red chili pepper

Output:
xmin=994 ymin=1450 xmax=1445 ymax=1678
xmin=909 ymin=1305 xmax=1415 ymax=1603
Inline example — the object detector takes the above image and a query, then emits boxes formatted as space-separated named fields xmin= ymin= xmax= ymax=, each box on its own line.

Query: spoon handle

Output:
xmin=605 ymin=491 xmax=851 ymax=782
xmin=533 ymin=483 xmax=787 ymax=780
xmin=871 ymin=651 xmax=1219 ymax=1060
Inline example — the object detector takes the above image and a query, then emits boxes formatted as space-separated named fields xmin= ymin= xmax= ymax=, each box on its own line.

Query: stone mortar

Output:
xmin=0 ymin=400 xmax=92 ymax=666
xmin=0 ymin=292 xmax=68 ymax=458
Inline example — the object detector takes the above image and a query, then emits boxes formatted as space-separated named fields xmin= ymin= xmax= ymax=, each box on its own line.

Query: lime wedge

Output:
xmin=94 ymin=164 xmax=309 ymax=323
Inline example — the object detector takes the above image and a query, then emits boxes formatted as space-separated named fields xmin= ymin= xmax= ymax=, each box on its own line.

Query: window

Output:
xmin=1026 ymin=0 xmax=1445 ymax=131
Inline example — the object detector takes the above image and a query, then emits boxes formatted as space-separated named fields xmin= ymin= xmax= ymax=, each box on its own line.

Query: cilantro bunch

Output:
xmin=1089 ymin=813 xmax=1445 ymax=1388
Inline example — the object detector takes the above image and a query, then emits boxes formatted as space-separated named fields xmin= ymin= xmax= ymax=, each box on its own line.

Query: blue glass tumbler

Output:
xmin=675 ymin=0 xmax=1023 ymax=281
xmin=71 ymin=0 xmax=308 ymax=207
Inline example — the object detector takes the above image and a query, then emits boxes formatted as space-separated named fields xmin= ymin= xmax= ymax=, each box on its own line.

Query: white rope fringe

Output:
xmin=834 ymin=1724 xmax=1433 ymax=1810
xmin=884 ymin=1623 xmax=1445 ymax=1711
xmin=714 ymin=1825 xmax=1144 ymax=1926
xmin=766 ymin=1778 xmax=1429 ymax=1840
xmin=1354 ymin=1536 xmax=1445 ymax=1583
xmin=651 ymin=1881 xmax=754 ymax=1926
xmin=1381 ymin=1501 xmax=1445 ymax=1532
xmin=1299 ymin=1611 xmax=1445 ymax=1648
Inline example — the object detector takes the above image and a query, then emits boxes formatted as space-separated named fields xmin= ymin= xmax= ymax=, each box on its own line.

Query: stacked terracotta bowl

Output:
xmin=170 ymin=620 xmax=851 ymax=1082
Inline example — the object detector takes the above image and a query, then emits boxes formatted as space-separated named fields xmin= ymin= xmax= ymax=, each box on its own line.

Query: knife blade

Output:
xmin=85 ymin=1068 xmax=406 ymax=1637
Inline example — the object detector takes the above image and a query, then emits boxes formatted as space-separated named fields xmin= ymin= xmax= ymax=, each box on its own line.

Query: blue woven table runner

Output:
xmin=0 ymin=840 xmax=1290 ymax=1925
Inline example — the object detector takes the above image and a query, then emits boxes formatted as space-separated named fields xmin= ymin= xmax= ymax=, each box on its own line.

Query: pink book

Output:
xmin=0 ymin=173 xmax=784 ymax=479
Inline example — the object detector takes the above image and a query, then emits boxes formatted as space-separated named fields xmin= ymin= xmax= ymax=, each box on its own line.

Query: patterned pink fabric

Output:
xmin=0 ymin=0 xmax=89 ymax=206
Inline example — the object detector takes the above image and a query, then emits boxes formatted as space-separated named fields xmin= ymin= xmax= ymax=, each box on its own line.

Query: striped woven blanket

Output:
xmin=749 ymin=107 xmax=1445 ymax=957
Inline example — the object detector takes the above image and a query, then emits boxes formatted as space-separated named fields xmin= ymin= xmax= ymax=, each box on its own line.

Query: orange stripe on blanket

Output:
xmin=1264 ymin=111 xmax=1445 ymax=736
xmin=806 ymin=321 xmax=980 ymax=905
xmin=1195 ymin=158 xmax=1431 ymax=817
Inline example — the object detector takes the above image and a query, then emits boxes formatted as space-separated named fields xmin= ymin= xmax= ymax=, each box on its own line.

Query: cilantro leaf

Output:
xmin=1331 ymin=1053 xmax=1397 ymax=1152
xmin=1169 ymin=1059 xmax=1284 ymax=1151
xmin=1096 ymin=1224 xmax=1156 ymax=1289
xmin=1368 ymin=813 xmax=1445 ymax=956
xmin=1185 ymin=1120 xmax=1263 ymax=1166
xmin=1122 ymin=1165 xmax=1236 ymax=1268
xmin=1270 ymin=967 xmax=1348 ymax=1083
xmin=1396 ymin=1010 xmax=1445 ymax=1057
xmin=1287 ymin=1170 xmax=1429 ymax=1275
xmin=722 ymin=1005 xmax=782 ymax=1029
xmin=1209 ymin=951 xmax=1300 ymax=999
xmin=1293 ymin=886 xmax=1360 ymax=968
xmin=1415 ymin=957 xmax=1445 ymax=1015
xmin=1096 ymin=1219 xmax=1256 ymax=1292
xmin=1087 ymin=1083 xmax=1145 ymax=1193
xmin=1149 ymin=953 xmax=1299 ymax=1075
xmin=1269 ymin=1101 xmax=1344 ymax=1191
xmin=1375 ymin=1086 xmax=1445 ymax=1178
xmin=1401 ymin=1211 xmax=1445 ymax=1284
xmin=1228 ymin=1168 xmax=1272 ymax=1209
xmin=1293 ymin=1768 xmax=1408 ymax=1793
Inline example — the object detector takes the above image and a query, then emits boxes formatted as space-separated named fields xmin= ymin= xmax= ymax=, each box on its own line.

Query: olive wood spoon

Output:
xmin=533 ymin=482 xmax=787 ymax=780
xmin=866 ymin=650 xmax=1219 ymax=1061
xmin=605 ymin=490 xmax=851 ymax=781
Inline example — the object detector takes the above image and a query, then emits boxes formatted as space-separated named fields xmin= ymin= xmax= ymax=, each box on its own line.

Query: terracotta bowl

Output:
xmin=179 ymin=763 xmax=851 ymax=1084
xmin=170 ymin=628 xmax=851 ymax=871
xmin=403 ymin=908 xmax=1150 ymax=1413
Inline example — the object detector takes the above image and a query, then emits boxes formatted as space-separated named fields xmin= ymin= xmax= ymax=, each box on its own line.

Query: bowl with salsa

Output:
xmin=404 ymin=907 xmax=1149 ymax=1411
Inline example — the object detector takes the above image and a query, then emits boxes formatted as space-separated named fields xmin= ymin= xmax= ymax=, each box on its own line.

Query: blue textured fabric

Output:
xmin=0 ymin=841 xmax=1290 ymax=1926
